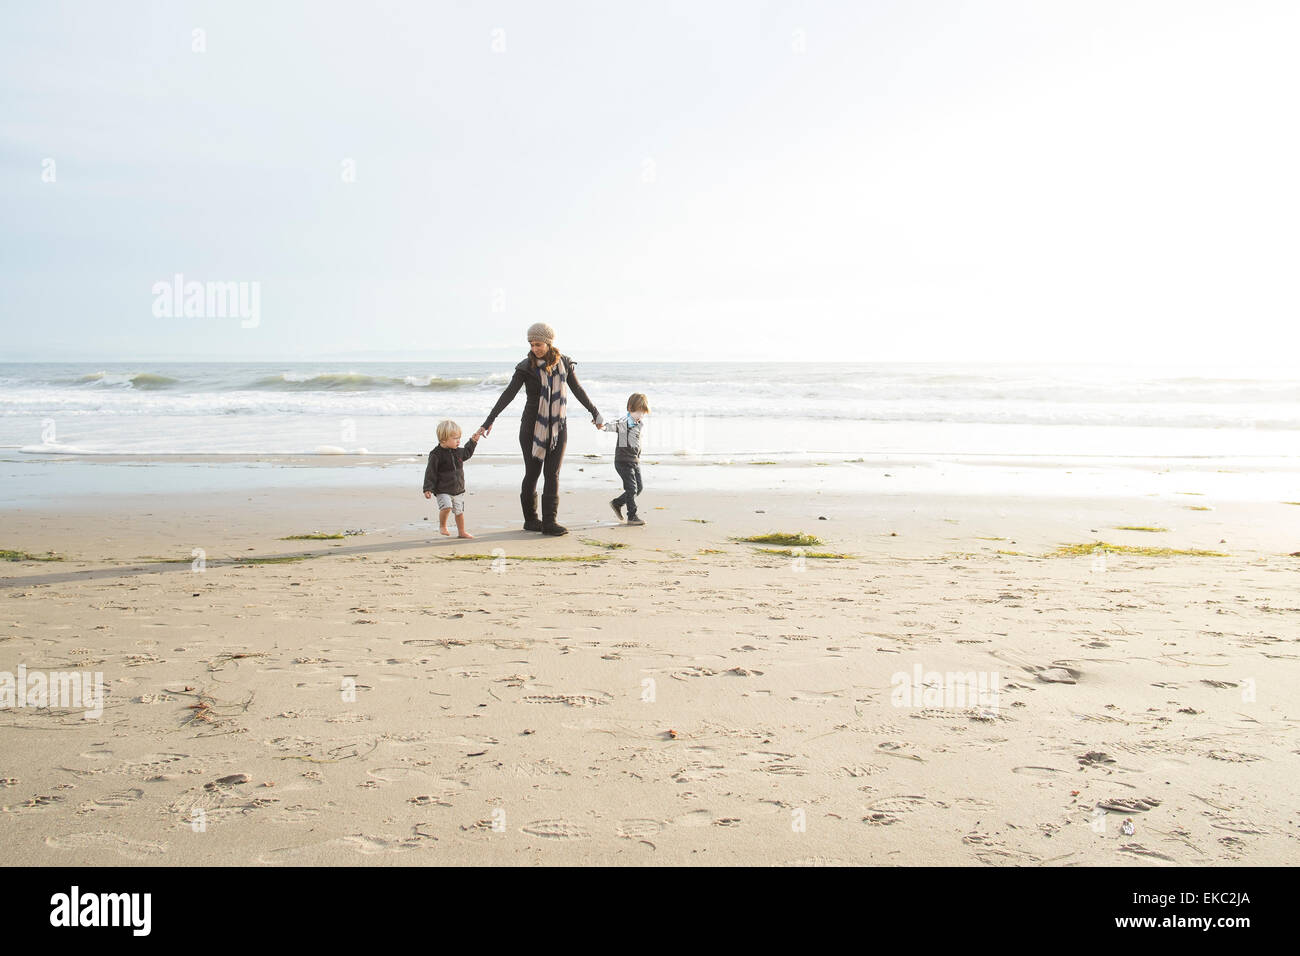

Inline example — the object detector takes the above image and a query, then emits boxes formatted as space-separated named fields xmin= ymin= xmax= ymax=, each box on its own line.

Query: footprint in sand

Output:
xmin=1077 ymin=751 xmax=1117 ymax=767
xmin=115 ymin=753 xmax=193 ymax=776
xmin=45 ymin=831 xmax=167 ymax=860
xmin=875 ymin=741 xmax=925 ymax=761
xmin=521 ymin=819 xmax=590 ymax=840
xmin=671 ymin=666 xmax=719 ymax=680
xmin=1096 ymin=796 xmax=1162 ymax=812
xmin=616 ymin=819 xmax=665 ymax=840
xmin=789 ymin=689 xmax=845 ymax=704
xmin=522 ymin=692 xmax=612 ymax=707
xmin=1119 ymin=843 xmax=1177 ymax=862
xmin=990 ymin=650 xmax=1083 ymax=685
xmin=275 ymin=804 xmax=324 ymax=823
xmin=1217 ymin=836 xmax=1247 ymax=856
xmin=831 ymin=764 xmax=888 ymax=779
xmin=510 ymin=758 xmax=571 ymax=778
xmin=4 ymin=794 xmax=65 ymax=813
xmin=365 ymin=767 xmax=427 ymax=784
xmin=1031 ymin=665 xmax=1081 ymax=684
xmin=868 ymin=795 xmax=942 ymax=815
xmin=862 ymin=795 xmax=943 ymax=826
xmin=963 ymin=827 xmax=1044 ymax=863
xmin=1206 ymin=749 xmax=1262 ymax=763
xmin=860 ymin=720 xmax=907 ymax=735
xmin=343 ymin=832 xmax=430 ymax=854
xmin=672 ymin=809 xmax=714 ymax=828
xmin=672 ymin=763 xmax=729 ymax=783
xmin=78 ymin=788 xmax=145 ymax=812
xmin=754 ymin=756 xmax=808 ymax=776
xmin=1208 ymin=817 xmax=1268 ymax=835
xmin=167 ymin=786 xmax=244 ymax=819
xmin=780 ymin=856 xmax=852 ymax=866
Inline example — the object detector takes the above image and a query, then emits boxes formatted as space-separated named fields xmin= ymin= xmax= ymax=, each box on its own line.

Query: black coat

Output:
xmin=482 ymin=353 xmax=601 ymax=437
xmin=423 ymin=438 xmax=477 ymax=496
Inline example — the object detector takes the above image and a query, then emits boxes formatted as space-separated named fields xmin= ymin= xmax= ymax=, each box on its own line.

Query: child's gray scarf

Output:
xmin=531 ymin=357 xmax=568 ymax=461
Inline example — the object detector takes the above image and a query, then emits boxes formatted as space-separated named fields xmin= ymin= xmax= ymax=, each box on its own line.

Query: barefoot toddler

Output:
xmin=423 ymin=419 xmax=478 ymax=538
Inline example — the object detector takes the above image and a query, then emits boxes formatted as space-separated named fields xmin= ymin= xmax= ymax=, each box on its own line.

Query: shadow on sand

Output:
xmin=0 ymin=522 xmax=622 ymax=589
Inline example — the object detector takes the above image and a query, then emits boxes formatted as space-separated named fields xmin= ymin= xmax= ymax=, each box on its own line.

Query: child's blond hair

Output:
xmin=627 ymin=393 xmax=650 ymax=413
xmin=436 ymin=419 xmax=462 ymax=443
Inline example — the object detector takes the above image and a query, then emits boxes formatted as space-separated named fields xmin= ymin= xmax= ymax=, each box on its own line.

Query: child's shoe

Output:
xmin=609 ymin=499 xmax=624 ymax=520
xmin=626 ymin=515 xmax=645 ymax=526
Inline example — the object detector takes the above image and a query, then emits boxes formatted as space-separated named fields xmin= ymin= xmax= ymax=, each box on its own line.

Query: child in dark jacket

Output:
xmin=423 ymin=419 xmax=478 ymax=538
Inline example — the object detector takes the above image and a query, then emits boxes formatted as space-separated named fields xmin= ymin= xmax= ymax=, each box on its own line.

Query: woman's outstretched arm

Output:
xmin=480 ymin=369 xmax=526 ymax=434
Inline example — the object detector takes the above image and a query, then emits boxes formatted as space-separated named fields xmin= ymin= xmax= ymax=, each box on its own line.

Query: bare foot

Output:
xmin=440 ymin=527 xmax=451 ymax=536
xmin=458 ymin=531 xmax=475 ymax=539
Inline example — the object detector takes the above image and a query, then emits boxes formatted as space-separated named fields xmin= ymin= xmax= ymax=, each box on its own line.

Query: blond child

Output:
xmin=423 ymin=420 xmax=479 ymax=538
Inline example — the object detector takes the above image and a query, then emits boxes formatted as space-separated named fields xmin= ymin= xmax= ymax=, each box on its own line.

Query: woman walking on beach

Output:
xmin=473 ymin=323 xmax=603 ymax=536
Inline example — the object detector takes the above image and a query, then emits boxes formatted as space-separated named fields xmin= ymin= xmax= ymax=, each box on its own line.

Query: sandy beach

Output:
xmin=3 ymin=462 xmax=1297 ymax=866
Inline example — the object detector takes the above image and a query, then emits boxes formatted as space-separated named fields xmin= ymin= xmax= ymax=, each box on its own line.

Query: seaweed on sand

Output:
xmin=734 ymin=532 xmax=824 ymax=547
xmin=1 ymin=549 xmax=63 ymax=562
xmin=1050 ymin=541 xmax=1228 ymax=558
xmin=755 ymin=548 xmax=853 ymax=559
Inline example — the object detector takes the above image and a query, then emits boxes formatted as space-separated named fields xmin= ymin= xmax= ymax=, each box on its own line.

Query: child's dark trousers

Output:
xmin=613 ymin=460 xmax=643 ymax=517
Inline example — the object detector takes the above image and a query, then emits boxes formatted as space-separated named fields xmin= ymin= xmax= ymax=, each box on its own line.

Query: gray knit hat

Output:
xmin=526 ymin=322 xmax=555 ymax=345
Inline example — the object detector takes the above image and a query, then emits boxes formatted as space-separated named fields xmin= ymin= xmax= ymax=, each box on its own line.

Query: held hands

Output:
xmin=424 ymin=491 xmax=432 ymax=499
xmin=472 ymin=426 xmax=489 ymax=442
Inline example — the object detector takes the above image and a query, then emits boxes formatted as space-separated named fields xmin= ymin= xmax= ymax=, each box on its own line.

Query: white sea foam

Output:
xmin=3 ymin=361 xmax=1298 ymax=461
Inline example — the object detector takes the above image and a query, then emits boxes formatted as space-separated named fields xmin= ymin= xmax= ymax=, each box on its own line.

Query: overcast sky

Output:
xmin=2 ymin=0 xmax=1297 ymax=363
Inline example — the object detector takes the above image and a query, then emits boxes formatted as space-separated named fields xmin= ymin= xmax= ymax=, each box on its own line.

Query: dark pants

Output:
xmin=519 ymin=421 xmax=567 ymax=502
xmin=613 ymin=459 xmax=643 ymax=517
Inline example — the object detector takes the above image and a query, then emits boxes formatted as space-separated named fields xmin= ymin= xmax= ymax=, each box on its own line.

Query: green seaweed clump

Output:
xmin=735 ymin=532 xmax=824 ymax=547
xmin=756 ymin=548 xmax=852 ymax=559
xmin=0 ymin=549 xmax=63 ymax=562
xmin=1051 ymin=541 xmax=1227 ymax=558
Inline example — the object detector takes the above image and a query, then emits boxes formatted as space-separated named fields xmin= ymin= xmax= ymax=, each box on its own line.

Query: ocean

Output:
xmin=1 ymin=361 xmax=1297 ymax=504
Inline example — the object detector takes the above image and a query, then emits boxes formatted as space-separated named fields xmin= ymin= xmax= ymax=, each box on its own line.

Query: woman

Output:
xmin=473 ymin=323 xmax=603 ymax=535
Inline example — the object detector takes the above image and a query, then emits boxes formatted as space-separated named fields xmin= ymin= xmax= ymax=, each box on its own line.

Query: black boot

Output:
xmin=521 ymin=492 xmax=542 ymax=532
xmin=541 ymin=495 xmax=568 ymax=535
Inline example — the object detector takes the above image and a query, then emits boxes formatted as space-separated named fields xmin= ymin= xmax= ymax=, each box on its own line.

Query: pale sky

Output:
xmin=2 ymin=0 xmax=1297 ymax=363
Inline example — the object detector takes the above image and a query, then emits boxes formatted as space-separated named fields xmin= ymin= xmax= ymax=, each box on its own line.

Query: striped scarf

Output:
xmin=531 ymin=357 xmax=567 ymax=461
